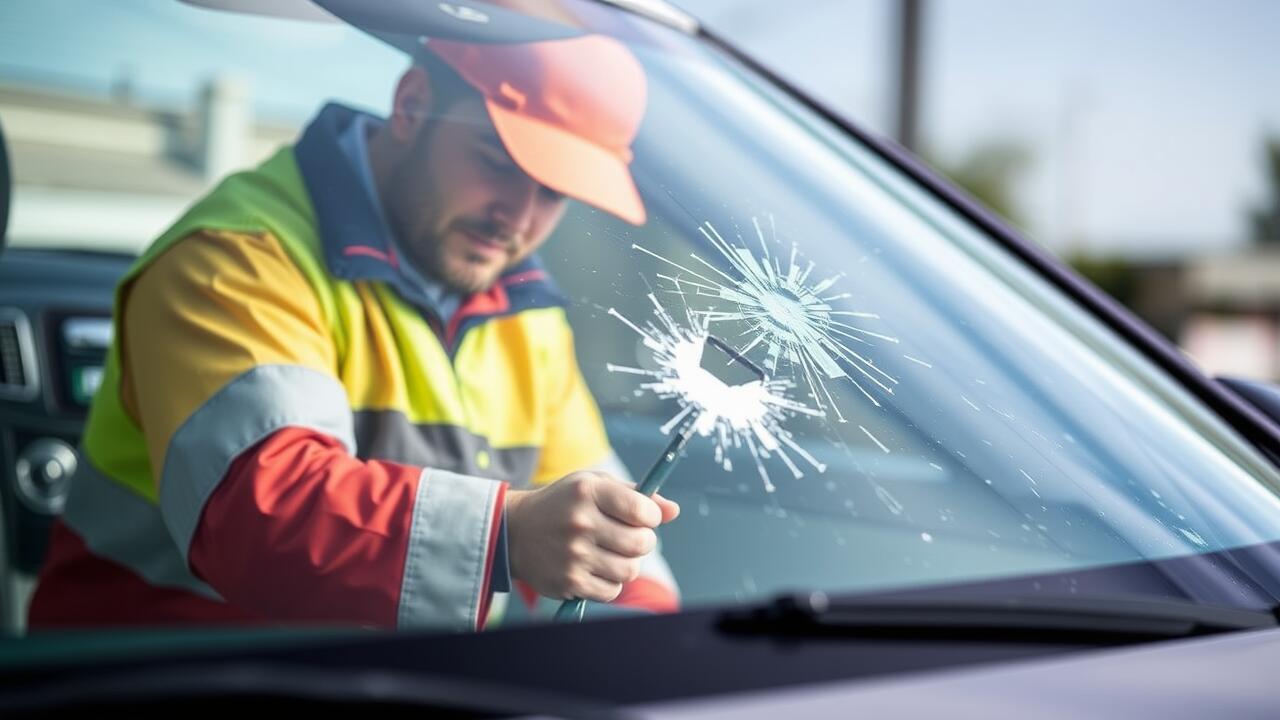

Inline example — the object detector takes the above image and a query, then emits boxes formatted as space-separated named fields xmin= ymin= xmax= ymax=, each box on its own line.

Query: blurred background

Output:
xmin=2 ymin=0 xmax=1278 ymax=378
xmin=677 ymin=0 xmax=1280 ymax=380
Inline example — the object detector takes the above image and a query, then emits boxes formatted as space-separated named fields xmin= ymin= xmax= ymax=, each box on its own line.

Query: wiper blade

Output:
xmin=719 ymin=592 xmax=1278 ymax=644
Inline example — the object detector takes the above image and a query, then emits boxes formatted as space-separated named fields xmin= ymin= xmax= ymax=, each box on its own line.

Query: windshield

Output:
xmin=5 ymin=0 xmax=1280 ymax=646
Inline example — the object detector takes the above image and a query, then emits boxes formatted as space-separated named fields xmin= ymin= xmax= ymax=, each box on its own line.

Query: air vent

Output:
xmin=0 ymin=308 xmax=39 ymax=401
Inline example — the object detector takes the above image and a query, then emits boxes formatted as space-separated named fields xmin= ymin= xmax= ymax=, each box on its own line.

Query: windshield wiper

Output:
xmin=719 ymin=592 xmax=1279 ymax=645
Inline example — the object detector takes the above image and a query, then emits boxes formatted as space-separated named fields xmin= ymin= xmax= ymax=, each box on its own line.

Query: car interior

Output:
xmin=0 ymin=117 xmax=129 ymax=633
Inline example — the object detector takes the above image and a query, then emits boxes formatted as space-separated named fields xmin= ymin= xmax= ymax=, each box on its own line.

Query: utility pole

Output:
xmin=894 ymin=0 xmax=924 ymax=152
xmin=1055 ymin=82 xmax=1094 ymax=254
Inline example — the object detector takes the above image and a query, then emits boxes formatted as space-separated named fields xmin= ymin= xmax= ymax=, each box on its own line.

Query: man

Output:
xmin=28 ymin=33 xmax=680 ymax=630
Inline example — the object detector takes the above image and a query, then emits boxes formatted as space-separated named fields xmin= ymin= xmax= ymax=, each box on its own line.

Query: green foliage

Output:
xmin=1064 ymin=252 xmax=1139 ymax=307
xmin=925 ymin=141 xmax=1030 ymax=227
xmin=926 ymin=140 xmax=1145 ymax=309
xmin=1251 ymin=136 xmax=1280 ymax=245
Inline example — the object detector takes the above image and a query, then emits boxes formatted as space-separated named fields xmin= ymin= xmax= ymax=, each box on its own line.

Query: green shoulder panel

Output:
xmin=123 ymin=147 xmax=338 ymax=331
xmin=82 ymin=147 xmax=345 ymax=499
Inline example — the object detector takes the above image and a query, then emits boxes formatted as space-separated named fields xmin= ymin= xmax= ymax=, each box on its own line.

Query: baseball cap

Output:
xmin=424 ymin=35 xmax=648 ymax=226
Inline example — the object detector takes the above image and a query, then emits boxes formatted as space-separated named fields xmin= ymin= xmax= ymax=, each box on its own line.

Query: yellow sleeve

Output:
xmin=531 ymin=320 xmax=614 ymax=487
xmin=120 ymin=230 xmax=339 ymax=486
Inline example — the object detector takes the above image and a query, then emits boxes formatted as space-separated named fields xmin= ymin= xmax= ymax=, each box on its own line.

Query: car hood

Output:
xmin=637 ymin=625 xmax=1280 ymax=719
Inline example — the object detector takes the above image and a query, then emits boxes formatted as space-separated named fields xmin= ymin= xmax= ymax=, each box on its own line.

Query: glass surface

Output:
xmin=539 ymin=26 xmax=1280 ymax=612
xmin=4 ymin=0 xmax=1280 ymax=648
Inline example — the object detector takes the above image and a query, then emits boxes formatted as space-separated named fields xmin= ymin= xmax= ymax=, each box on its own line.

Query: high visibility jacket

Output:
xmin=28 ymin=104 xmax=676 ymax=630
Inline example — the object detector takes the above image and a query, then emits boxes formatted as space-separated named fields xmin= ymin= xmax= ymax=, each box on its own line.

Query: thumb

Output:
xmin=651 ymin=493 xmax=681 ymax=523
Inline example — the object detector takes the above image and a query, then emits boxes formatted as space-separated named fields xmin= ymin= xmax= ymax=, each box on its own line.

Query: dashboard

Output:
xmin=0 ymin=248 xmax=130 ymax=628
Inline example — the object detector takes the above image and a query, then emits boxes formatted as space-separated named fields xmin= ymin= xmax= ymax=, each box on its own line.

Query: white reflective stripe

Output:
xmin=158 ymin=364 xmax=356 ymax=562
xmin=398 ymin=467 xmax=502 ymax=630
xmin=61 ymin=457 xmax=221 ymax=599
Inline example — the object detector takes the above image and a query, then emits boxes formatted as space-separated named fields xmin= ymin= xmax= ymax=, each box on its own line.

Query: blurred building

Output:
xmin=1113 ymin=252 xmax=1280 ymax=382
xmin=1179 ymin=252 xmax=1280 ymax=381
xmin=1 ymin=75 xmax=297 ymax=255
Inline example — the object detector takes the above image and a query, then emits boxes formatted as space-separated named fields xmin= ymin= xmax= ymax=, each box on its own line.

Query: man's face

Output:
xmin=384 ymin=95 xmax=568 ymax=295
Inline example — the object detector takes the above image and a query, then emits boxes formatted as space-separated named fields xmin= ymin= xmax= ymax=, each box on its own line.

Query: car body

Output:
xmin=4 ymin=0 xmax=1280 ymax=716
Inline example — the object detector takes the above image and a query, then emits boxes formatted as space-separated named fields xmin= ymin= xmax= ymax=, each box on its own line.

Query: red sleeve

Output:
xmin=513 ymin=577 xmax=680 ymax=614
xmin=613 ymin=578 xmax=680 ymax=613
xmin=188 ymin=427 xmax=505 ymax=628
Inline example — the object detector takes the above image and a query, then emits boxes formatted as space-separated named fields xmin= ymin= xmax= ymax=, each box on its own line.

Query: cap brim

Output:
xmin=486 ymin=100 xmax=647 ymax=227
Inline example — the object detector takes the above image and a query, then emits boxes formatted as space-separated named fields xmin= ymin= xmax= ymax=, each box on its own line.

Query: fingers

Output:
xmin=563 ymin=532 xmax=641 ymax=601
xmin=593 ymin=515 xmax=657 ymax=558
xmin=583 ymin=545 xmax=642 ymax=585
xmin=507 ymin=471 xmax=679 ymax=603
xmin=652 ymin=493 xmax=681 ymax=523
xmin=574 ymin=572 xmax=624 ymax=603
xmin=593 ymin=476 xmax=680 ymax=525
xmin=592 ymin=477 xmax=662 ymax=528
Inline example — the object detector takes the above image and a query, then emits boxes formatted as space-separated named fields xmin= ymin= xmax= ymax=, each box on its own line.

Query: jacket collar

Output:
xmin=293 ymin=102 xmax=565 ymax=329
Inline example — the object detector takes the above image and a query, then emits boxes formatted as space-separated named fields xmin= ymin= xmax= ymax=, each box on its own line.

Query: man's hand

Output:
xmin=505 ymin=472 xmax=680 ymax=602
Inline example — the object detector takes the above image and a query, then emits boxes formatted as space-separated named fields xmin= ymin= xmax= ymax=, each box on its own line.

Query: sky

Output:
xmin=1 ymin=0 xmax=1277 ymax=257
xmin=0 ymin=1 xmax=404 ymax=120
xmin=678 ymin=0 xmax=1280 ymax=256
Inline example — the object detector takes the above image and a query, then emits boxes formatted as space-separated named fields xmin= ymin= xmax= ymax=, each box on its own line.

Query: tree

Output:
xmin=1062 ymin=251 xmax=1139 ymax=309
xmin=925 ymin=141 xmax=1030 ymax=228
xmin=1251 ymin=136 xmax=1280 ymax=245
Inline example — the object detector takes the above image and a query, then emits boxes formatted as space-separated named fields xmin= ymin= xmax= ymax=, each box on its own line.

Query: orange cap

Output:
xmin=424 ymin=35 xmax=648 ymax=226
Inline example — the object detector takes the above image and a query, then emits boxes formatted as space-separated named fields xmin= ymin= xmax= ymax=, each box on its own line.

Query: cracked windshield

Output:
xmin=6 ymin=0 xmax=1280 ymax=636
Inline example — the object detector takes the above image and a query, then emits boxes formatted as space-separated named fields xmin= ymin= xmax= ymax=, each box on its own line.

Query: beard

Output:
xmin=417 ymin=217 xmax=516 ymax=295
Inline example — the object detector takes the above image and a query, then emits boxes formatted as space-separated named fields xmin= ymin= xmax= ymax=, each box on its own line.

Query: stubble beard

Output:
xmin=386 ymin=169 xmax=497 ymax=296
xmin=424 ymin=228 xmax=508 ymax=295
